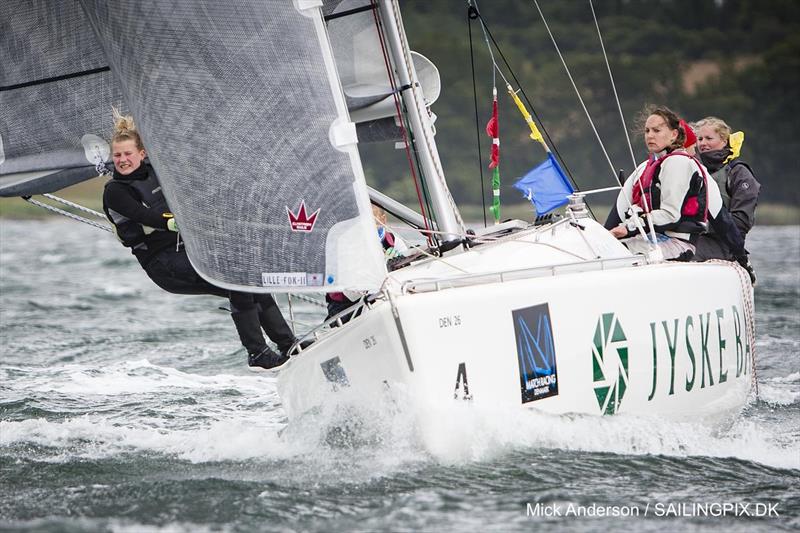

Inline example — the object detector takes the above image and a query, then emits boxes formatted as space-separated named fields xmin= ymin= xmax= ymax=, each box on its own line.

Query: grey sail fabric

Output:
xmin=79 ymin=0 xmax=387 ymax=292
xmin=324 ymin=0 xmax=441 ymax=130
xmin=0 ymin=169 xmax=103 ymax=198
xmin=0 ymin=0 xmax=123 ymax=195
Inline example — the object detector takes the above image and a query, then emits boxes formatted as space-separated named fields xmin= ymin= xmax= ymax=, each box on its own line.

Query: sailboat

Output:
xmin=0 ymin=0 xmax=755 ymax=423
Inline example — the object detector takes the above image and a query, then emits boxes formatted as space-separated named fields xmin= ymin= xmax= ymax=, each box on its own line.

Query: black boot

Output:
xmin=248 ymin=346 xmax=289 ymax=371
xmin=229 ymin=308 xmax=269 ymax=357
xmin=256 ymin=295 xmax=296 ymax=354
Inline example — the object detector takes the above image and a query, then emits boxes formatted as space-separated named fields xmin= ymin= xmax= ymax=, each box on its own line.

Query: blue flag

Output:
xmin=513 ymin=153 xmax=574 ymax=215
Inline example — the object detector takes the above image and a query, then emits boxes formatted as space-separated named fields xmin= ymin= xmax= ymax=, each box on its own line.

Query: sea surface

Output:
xmin=1 ymin=220 xmax=798 ymax=532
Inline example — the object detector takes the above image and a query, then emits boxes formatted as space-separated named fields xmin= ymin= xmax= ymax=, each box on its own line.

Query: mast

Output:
xmin=377 ymin=0 xmax=465 ymax=243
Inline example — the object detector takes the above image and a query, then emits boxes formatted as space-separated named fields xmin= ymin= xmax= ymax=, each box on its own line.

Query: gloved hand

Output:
xmin=167 ymin=218 xmax=178 ymax=232
xmin=384 ymin=246 xmax=401 ymax=259
xmin=735 ymin=254 xmax=756 ymax=286
xmin=623 ymin=208 xmax=648 ymax=236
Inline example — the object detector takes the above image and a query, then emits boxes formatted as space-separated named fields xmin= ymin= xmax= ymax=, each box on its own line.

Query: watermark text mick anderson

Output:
xmin=527 ymin=501 xmax=780 ymax=518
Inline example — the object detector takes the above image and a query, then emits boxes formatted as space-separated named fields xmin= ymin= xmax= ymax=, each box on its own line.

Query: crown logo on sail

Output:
xmin=286 ymin=200 xmax=320 ymax=232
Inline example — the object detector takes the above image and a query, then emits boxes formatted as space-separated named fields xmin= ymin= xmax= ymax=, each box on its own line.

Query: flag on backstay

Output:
xmin=486 ymin=93 xmax=501 ymax=223
xmin=513 ymin=153 xmax=574 ymax=216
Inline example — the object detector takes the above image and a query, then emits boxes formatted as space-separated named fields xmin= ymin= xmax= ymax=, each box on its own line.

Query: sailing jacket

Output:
xmin=699 ymin=148 xmax=761 ymax=236
xmin=615 ymin=151 xmax=746 ymax=258
xmin=103 ymin=163 xmax=177 ymax=265
xmin=617 ymin=150 xmax=707 ymax=240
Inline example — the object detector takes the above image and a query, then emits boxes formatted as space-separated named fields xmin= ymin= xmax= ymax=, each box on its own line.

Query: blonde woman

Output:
xmin=694 ymin=116 xmax=761 ymax=261
xmin=102 ymin=111 xmax=300 ymax=370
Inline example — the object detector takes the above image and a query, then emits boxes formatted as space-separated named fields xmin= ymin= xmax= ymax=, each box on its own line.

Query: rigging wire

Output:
xmin=384 ymin=0 xmax=466 ymax=234
xmin=370 ymin=0 xmax=435 ymax=247
xmin=42 ymin=193 xmax=107 ymax=219
xmin=530 ymin=0 xmax=618 ymax=181
xmin=469 ymin=11 xmax=579 ymax=190
xmin=22 ymin=196 xmax=113 ymax=232
xmin=406 ymin=117 xmax=439 ymax=245
xmin=471 ymin=0 xmax=506 ymax=89
xmin=467 ymin=6 xmax=592 ymax=218
xmin=467 ymin=6 xmax=488 ymax=228
xmin=588 ymin=0 xmax=637 ymax=169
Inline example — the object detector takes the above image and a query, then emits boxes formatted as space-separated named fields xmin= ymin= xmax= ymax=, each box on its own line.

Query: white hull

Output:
xmin=277 ymin=218 xmax=754 ymax=424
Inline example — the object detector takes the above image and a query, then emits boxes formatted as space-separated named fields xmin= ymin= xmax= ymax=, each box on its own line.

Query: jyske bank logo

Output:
xmin=592 ymin=313 xmax=629 ymax=415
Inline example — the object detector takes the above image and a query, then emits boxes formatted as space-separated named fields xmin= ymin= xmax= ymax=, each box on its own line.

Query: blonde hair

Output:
xmin=694 ymin=116 xmax=732 ymax=147
xmin=111 ymin=107 xmax=144 ymax=150
xmin=371 ymin=204 xmax=388 ymax=226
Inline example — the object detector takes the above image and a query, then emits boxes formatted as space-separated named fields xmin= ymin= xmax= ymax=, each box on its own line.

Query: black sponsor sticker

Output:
xmin=512 ymin=303 xmax=559 ymax=403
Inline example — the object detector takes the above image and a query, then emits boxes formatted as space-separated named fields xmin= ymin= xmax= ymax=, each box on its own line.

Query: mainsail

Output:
xmin=4 ymin=0 xmax=392 ymax=293
xmin=325 ymin=0 xmax=441 ymax=126
xmin=0 ymin=0 xmax=121 ymax=196
xmin=80 ymin=0 xmax=390 ymax=293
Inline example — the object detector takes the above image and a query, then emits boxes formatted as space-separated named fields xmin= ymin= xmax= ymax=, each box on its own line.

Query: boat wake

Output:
xmin=1 ymin=360 xmax=797 ymax=475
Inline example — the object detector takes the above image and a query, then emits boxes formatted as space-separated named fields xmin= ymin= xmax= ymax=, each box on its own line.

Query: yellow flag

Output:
xmin=507 ymin=84 xmax=545 ymax=146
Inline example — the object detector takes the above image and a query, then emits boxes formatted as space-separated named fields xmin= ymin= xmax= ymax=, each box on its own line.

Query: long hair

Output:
xmin=110 ymin=107 xmax=144 ymax=150
xmin=638 ymin=104 xmax=686 ymax=152
xmin=694 ymin=116 xmax=732 ymax=147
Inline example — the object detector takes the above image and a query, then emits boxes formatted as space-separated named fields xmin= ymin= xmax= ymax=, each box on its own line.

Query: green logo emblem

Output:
xmin=592 ymin=313 xmax=629 ymax=415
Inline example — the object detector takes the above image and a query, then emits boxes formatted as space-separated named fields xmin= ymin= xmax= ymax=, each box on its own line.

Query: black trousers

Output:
xmin=141 ymin=247 xmax=294 ymax=354
xmin=325 ymin=295 xmax=362 ymax=327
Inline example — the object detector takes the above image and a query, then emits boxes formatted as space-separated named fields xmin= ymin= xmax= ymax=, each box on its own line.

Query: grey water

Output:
xmin=1 ymin=220 xmax=798 ymax=533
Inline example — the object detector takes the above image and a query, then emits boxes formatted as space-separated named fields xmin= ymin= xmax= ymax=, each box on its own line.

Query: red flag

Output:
xmin=486 ymin=98 xmax=499 ymax=169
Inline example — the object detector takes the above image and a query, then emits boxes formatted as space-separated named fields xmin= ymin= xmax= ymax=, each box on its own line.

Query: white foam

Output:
xmin=759 ymin=385 xmax=800 ymax=406
xmin=755 ymin=373 xmax=800 ymax=405
xmin=18 ymin=359 xmax=275 ymax=396
xmin=0 ymin=413 xmax=297 ymax=464
xmin=770 ymin=372 xmax=800 ymax=383
xmin=101 ymin=284 xmax=140 ymax=296
xmin=5 ymin=518 xmax=230 ymax=533
xmin=411 ymin=400 xmax=800 ymax=470
xmin=3 ymin=359 xmax=797 ymax=473
xmin=40 ymin=253 xmax=66 ymax=264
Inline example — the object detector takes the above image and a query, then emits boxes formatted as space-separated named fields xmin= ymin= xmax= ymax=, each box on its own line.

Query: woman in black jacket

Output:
xmin=693 ymin=116 xmax=761 ymax=261
xmin=103 ymin=111 xmax=299 ymax=370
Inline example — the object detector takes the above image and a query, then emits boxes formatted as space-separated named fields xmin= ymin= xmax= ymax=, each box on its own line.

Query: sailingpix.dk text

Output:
xmin=526 ymin=501 xmax=780 ymax=518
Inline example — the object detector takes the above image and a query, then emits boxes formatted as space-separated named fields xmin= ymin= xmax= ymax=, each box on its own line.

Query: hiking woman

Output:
xmin=102 ymin=110 xmax=299 ymax=370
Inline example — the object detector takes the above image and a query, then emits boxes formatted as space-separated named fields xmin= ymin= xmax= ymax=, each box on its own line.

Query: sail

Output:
xmin=324 ymin=0 xmax=441 ymax=136
xmin=76 ymin=0 xmax=387 ymax=293
xmin=0 ymin=0 xmax=122 ymax=196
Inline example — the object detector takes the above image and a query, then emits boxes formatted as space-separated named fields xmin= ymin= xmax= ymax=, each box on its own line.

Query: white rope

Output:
xmin=588 ymin=0 xmax=637 ymax=169
xmin=42 ymin=193 xmax=107 ymax=219
xmin=286 ymin=293 xmax=296 ymax=335
xmin=531 ymin=0 xmax=617 ymax=180
xmin=739 ymin=266 xmax=758 ymax=397
xmin=705 ymin=259 xmax=758 ymax=398
xmin=286 ymin=292 xmax=326 ymax=308
xmin=23 ymin=197 xmax=113 ymax=232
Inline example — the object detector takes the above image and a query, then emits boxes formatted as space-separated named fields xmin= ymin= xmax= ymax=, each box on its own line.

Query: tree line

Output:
xmin=360 ymin=0 xmax=799 ymax=212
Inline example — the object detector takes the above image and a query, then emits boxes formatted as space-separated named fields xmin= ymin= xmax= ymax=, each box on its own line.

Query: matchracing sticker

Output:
xmin=512 ymin=303 xmax=559 ymax=403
